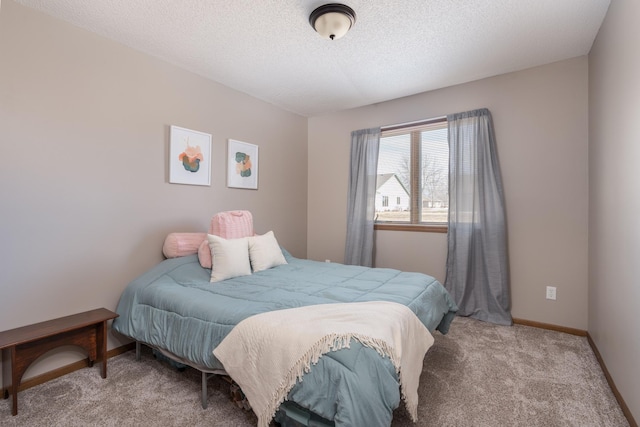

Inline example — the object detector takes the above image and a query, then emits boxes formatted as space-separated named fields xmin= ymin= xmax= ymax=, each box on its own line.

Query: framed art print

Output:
xmin=169 ymin=126 xmax=212 ymax=186
xmin=227 ymin=139 xmax=258 ymax=190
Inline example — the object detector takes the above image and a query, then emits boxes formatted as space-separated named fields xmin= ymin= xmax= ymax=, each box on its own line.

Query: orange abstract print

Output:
xmin=178 ymin=139 xmax=204 ymax=173
xmin=235 ymin=152 xmax=252 ymax=177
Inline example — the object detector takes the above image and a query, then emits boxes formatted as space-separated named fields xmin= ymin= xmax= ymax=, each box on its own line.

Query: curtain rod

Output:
xmin=380 ymin=116 xmax=447 ymax=132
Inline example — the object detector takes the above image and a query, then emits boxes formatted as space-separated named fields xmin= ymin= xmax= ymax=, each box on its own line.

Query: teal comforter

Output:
xmin=113 ymin=252 xmax=457 ymax=427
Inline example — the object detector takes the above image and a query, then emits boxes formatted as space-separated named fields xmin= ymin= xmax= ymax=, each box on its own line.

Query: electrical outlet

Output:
xmin=546 ymin=286 xmax=557 ymax=300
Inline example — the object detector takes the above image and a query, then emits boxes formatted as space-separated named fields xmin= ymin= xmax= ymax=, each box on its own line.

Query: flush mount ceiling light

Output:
xmin=309 ymin=3 xmax=356 ymax=41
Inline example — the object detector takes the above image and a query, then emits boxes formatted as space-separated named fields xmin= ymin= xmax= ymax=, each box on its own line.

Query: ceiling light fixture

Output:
xmin=309 ymin=3 xmax=356 ymax=41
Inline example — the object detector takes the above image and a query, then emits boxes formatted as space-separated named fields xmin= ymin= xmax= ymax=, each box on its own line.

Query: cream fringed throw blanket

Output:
xmin=213 ymin=301 xmax=434 ymax=427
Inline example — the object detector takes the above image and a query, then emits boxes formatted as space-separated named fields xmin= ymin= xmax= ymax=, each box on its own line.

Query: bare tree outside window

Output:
xmin=421 ymin=153 xmax=448 ymax=222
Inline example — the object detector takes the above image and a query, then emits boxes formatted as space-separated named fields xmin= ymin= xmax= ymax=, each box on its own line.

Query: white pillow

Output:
xmin=248 ymin=231 xmax=288 ymax=272
xmin=207 ymin=235 xmax=252 ymax=282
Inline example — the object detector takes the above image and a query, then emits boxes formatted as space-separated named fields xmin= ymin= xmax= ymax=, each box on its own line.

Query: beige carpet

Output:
xmin=0 ymin=317 xmax=629 ymax=426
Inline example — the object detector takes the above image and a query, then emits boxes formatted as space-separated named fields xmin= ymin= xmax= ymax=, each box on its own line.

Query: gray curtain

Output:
xmin=444 ymin=109 xmax=512 ymax=325
xmin=344 ymin=127 xmax=381 ymax=267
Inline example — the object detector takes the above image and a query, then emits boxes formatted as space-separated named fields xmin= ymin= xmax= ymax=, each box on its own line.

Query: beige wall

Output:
xmin=589 ymin=0 xmax=640 ymax=421
xmin=308 ymin=57 xmax=589 ymax=330
xmin=0 ymin=0 xmax=307 ymax=382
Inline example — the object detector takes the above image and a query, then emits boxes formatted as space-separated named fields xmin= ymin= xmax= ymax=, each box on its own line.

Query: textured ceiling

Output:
xmin=14 ymin=0 xmax=610 ymax=117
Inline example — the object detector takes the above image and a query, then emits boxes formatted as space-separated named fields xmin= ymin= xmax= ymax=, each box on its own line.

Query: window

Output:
xmin=375 ymin=118 xmax=448 ymax=232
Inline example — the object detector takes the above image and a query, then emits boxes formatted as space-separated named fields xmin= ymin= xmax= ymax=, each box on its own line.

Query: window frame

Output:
xmin=374 ymin=117 xmax=448 ymax=234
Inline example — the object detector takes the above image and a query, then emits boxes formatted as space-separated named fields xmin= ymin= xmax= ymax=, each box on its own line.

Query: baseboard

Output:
xmin=587 ymin=333 xmax=638 ymax=427
xmin=511 ymin=318 xmax=636 ymax=427
xmin=15 ymin=342 xmax=136 ymax=393
xmin=512 ymin=317 xmax=587 ymax=336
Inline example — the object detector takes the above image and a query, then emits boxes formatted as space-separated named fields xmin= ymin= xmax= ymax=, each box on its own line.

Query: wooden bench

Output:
xmin=0 ymin=308 xmax=118 ymax=416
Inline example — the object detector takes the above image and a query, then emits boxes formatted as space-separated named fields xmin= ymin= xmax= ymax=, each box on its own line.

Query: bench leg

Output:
xmin=10 ymin=347 xmax=17 ymax=416
xmin=98 ymin=321 xmax=107 ymax=378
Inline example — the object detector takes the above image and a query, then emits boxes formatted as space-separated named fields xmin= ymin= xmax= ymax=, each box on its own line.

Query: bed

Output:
xmin=112 ymin=214 xmax=457 ymax=427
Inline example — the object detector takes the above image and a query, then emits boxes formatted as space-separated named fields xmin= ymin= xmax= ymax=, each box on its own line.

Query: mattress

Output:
xmin=112 ymin=251 xmax=457 ymax=426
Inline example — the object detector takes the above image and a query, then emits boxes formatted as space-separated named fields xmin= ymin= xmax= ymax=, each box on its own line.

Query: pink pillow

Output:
xmin=162 ymin=233 xmax=207 ymax=258
xmin=198 ymin=240 xmax=213 ymax=268
xmin=197 ymin=211 xmax=255 ymax=269
xmin=209 ymin=210 xmax=254 ymax=237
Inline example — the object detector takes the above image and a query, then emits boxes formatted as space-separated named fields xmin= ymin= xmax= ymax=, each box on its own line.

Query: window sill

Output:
xmin=374 ymin=223 xmax=448 ymax=233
